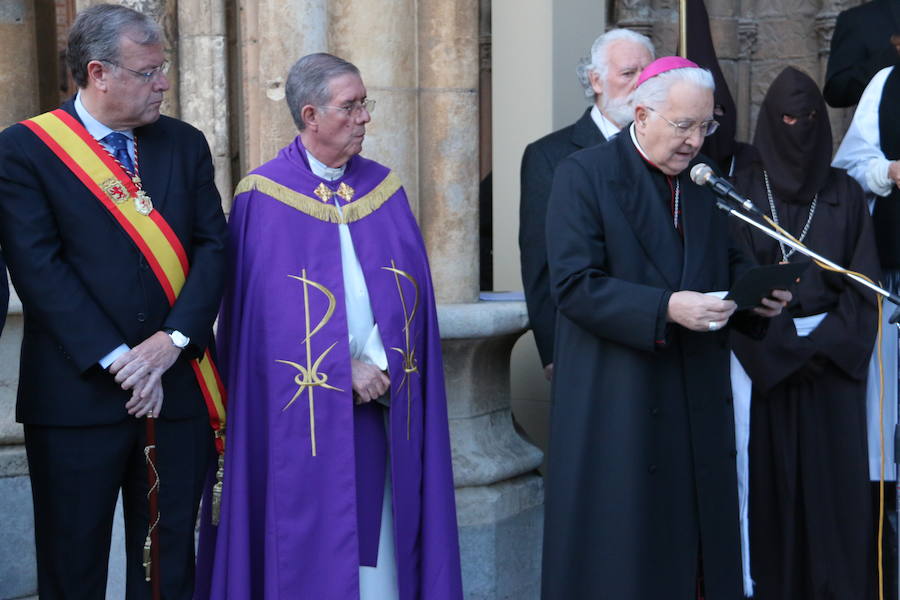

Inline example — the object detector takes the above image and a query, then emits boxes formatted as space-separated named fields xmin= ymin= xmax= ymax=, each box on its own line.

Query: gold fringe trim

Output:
xmin=234 ymin=172 xmax=402 ymax=224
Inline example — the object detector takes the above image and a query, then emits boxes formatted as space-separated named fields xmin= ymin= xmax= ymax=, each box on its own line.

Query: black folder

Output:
xmin=725 ymin=262 xmax=809 ymax=310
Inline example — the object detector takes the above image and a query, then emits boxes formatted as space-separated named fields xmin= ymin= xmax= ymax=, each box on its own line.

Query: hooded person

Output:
xmin=729 ymin=66 xmax=879 ymax=600
xmin=680 ymin=0 xmax=758 ymax=178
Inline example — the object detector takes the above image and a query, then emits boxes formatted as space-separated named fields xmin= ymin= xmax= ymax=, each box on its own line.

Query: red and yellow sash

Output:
xmin=22 ymin=109 xmax=226 ymax=455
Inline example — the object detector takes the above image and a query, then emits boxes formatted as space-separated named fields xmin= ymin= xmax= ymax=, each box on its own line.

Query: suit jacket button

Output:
xmin=137 ymin=312 xmax=146 ymax=322
xmin=730 ymin=449 xmax=738 ymax=459
xmin=648 ymin=464 xmax=657 ymax=474
xmin=650 ymin=407 xmax=660 ymax=416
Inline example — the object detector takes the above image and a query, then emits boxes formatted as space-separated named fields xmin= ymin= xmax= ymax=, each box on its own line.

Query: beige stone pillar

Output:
xmin=0 ymin=0 xmax=37 ymax=446
xmin=236 ymin=0 xmax=327 ymax=175
xmin=329 ymin=0 xmax=419 ymax=216
xmin=179 ymin=0 xmax=231 ymax=208
xmin=736 ymin=19 xmax=757 ymax=143
xmin=417 ymin=0 xmax=480 ymax=304
xmin=0 ymin=0 xmax=39 ymax=130
xmin=0 ymin=6 xmax=38 ymax=595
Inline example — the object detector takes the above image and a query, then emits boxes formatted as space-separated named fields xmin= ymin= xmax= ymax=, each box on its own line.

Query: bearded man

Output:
xmin=519 ymin=28 xmax=654 ymax=380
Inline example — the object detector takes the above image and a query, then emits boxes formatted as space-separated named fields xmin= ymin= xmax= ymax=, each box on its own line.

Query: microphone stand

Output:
xmin=713 ymin=197 xmax=900 ymax=319
xmin=715 ymin=194 xmax=900 ymax=598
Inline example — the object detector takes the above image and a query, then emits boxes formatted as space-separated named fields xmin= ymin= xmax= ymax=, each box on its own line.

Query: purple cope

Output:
xmin=194 ymin=136 xmax=463 ymax=600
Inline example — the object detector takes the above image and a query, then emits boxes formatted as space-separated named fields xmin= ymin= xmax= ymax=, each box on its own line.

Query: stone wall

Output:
xmin=614 ymin=0 xmax=865 ymax=149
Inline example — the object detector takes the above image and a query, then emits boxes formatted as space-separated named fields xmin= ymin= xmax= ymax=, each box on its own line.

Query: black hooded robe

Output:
xmin=731 ymin=67 xmax=879 ymax=600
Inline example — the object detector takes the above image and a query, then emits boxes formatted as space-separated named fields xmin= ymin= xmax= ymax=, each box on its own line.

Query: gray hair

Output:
xmin=577 ymin=28 xmax=655 ymax=99
xmin=632 ymin=66 xmax=715 ymax=109
xmin=286 ymin=53 xmax=361 ymax=131
xmin=67 ymin=3 xmax=162 ymax=89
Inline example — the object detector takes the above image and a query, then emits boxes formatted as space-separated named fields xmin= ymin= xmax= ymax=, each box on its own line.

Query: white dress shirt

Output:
xmin=832 ymin=66 xmax=896 ymax=198
xmin=75 ymin=92 xmax=136 ymax=167
xmin=306 ymin=151 xmax=388 ymax=370
xmin=590 ymin=105 xmax=623 ymax=141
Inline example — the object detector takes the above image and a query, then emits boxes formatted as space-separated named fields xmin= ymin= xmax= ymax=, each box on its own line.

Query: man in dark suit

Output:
xmin=0 ymin=4 xmax=226 ymax=598
xmin=824 ymin=0 xmax=900 ymax=108
xmin=519 ymin=28 xmax=654 ymax=379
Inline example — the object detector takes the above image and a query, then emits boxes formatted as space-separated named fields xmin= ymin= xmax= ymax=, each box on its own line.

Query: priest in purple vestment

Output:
xmin=194 ymin=52 xmax=463 ymax=600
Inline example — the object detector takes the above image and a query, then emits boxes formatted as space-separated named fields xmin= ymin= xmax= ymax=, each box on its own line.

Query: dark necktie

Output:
xmin=103 ymin=132 xmax=134 ymax=174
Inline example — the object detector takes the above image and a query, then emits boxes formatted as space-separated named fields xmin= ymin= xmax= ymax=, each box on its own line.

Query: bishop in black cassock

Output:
xmin=541 ymin=57 xmax=787 ymax=600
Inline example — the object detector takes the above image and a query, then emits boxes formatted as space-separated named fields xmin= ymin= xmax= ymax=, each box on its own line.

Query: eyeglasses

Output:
xmin=646 ymin=106 xmax=719 ymax=137
xmin=102 ymin=59 xmax=170 ymax=83
xmin=318 ymin=99 xmax=376 ymax=116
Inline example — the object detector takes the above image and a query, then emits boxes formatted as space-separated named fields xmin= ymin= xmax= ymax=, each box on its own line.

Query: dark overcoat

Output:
xmin=519 ymin=107 xmax=605 ymax=366
xmin=824 ymin=0 xmax=900 ymax=108
xmin=542 ymin=129 xmax=760 ymax=599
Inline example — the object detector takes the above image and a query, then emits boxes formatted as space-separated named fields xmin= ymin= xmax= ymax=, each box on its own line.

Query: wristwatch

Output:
xmin=164 ymin=328 xmax=190 ymax=349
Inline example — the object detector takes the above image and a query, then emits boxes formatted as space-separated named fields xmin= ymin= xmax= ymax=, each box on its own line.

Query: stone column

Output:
xmin=235 ymin=0 xmax=326 ymax=175
xmin=736 ymin=19 xmax=758 ymax=142
xmin=439 ymin=303 xmax=543 ymax=599
xmin=178 ymin=0 xmax=231 ymax=208
xmin=329 ymin=0 xmax=419 ymax=216
xmin=0 ymin=2 xmax=39 ymax=598
xmin=0 ymin=0 xmax=39 ymax=130
xmin=417 ymin=3 xmax=544 ymax=598
xmin=418 ymin=0 xmax=480 ymax=304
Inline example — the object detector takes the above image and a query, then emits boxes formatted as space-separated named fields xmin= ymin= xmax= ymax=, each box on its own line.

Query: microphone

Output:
xmin=690 ymin=163 xmax=764 ymax=217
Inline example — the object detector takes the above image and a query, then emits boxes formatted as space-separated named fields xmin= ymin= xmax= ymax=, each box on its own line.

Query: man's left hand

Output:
xmin=125 ymin=379 xmax=164 ymax=418
xmin=110 ymin=331 xmax=181 ymax=399
xmin=752 ymin=289 xmax=792 ymax=318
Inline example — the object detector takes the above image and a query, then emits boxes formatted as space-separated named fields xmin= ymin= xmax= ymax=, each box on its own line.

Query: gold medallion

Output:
xmin=134 ymin=190 xmax=153 ymax=216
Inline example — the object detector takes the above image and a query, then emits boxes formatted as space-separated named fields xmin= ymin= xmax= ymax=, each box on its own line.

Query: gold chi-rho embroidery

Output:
xmin=381 ymin=259 xmax=420 ymax=440
xmin=276 ymin=269 xmax=343 ymax=457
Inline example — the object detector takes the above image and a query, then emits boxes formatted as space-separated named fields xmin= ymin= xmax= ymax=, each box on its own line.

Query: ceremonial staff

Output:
xmin=678 ymin=0 xmax=688 ymax=57
xmin=144 ymin=416 xmax=162 ymax=600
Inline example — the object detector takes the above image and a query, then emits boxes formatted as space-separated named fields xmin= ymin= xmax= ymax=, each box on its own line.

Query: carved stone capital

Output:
xmin=479 ymin=34 xmax=491 ymax=72
xmin=737 ymin=19 xmax=758 ymax=60
xmin=616 ymin=0 xmax=653 ymax=32
xmin=815 ymin=10 xmax=839 ymax=56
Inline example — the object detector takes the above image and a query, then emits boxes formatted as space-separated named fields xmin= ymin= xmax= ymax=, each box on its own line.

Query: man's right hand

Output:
xmin=667 ymin=290 xmax=737 ymax=332
xmin=543 ymin=363 xmax=554 ymax=381
xmin=891 ymin=34 xmax=900 ymax=55
xmin=351 ymin=358 xmax=391 ymax=404
xmin=889 ymin=160 xmax=900 ymax=189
